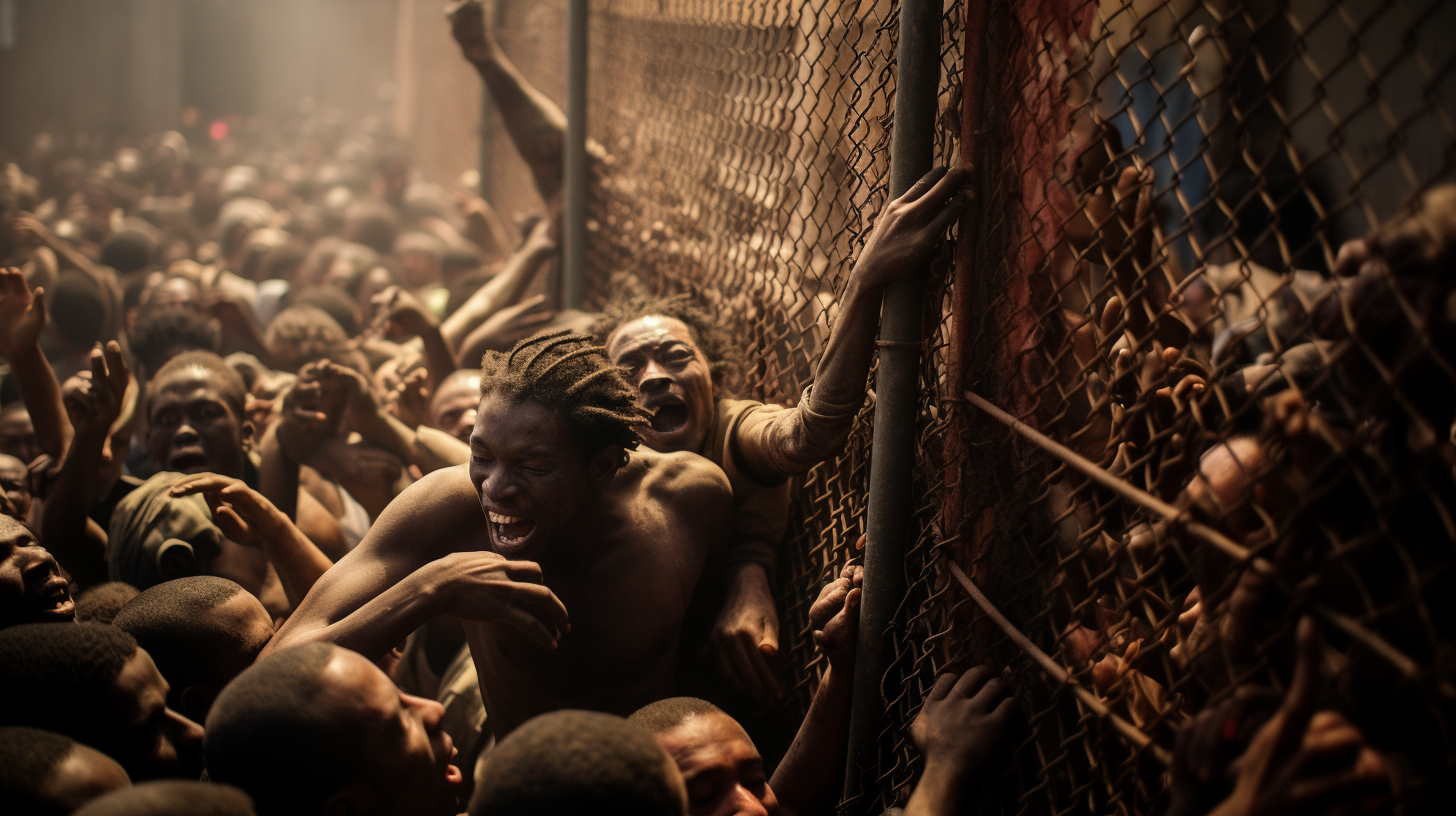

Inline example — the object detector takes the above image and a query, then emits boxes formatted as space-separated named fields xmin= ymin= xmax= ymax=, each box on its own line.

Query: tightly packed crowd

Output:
xmin=0 ymin=1 xmax=1439 ymax=814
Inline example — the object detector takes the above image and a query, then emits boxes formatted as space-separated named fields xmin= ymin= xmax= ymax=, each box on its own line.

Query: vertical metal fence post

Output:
xmin=563 ymin=0 xmax=588 ymax=310
xmin=476 ymin=0 xmax=500 ymax=203
xmin=841 ymin=0 xmax=942 ymax=810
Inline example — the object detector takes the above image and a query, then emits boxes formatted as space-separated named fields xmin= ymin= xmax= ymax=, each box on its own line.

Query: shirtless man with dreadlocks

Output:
xmin=266 ymin=331 xmax=732 ymax=739
xmin=447 ymin=0 xmax=970 ymax=701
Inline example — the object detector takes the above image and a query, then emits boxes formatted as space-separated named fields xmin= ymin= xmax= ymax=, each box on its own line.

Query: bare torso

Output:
xmin=268 ymin=447 xmax=731 ymax=738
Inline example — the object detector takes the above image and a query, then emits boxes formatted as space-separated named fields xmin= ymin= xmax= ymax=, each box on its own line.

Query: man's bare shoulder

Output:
xmin=364 ymin=465 xmax=483 ymax=547
xmin=631 ymin=447 xmax=732 ymax=506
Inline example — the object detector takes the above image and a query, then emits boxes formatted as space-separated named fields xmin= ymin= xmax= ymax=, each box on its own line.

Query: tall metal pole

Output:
xmin=563 ymin=0 xmax=588 ymax=309
xmin=841 ymin=0 xmax=941 ymax=811
xmin=476 ymin=1 xmax=501 ymax=203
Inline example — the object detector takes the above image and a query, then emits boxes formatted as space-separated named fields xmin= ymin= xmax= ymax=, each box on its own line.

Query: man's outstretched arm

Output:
xmin=264 ymin=467 xmax=568 ymax=661
xmin=0 ymin=267 xmax=73 ymax=460
xmin=734 ymin=167 xmax=972 ymax=480
xmin=41 ymin=342 xmax=129 ymax=588
xmin=770 ymin=565 xmax=862 ymax=816
xmin=448 ymin=0 xmax=567 ymax=204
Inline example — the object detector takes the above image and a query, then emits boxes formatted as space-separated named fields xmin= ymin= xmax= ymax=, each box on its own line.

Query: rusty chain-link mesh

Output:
xmin=487 ymin=1 xmax=1454 ymax=813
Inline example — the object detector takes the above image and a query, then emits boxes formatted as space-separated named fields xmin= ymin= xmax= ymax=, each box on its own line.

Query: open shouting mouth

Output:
xmin=646 ymin=397 xmax=690 ymax=435
xmin=39 ymin=574 xmax=75 ymax=620
xmin=169 ymin=448 xmax=210 ymax=473
xmin=487 ymin=510 xmax=538 ymax=556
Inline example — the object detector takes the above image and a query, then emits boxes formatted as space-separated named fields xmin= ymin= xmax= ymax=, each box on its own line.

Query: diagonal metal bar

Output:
xmin=947 ymin=561 xmax=1173 ymax=765
xmin=963 ymin=389 xmax=1456 ymax=701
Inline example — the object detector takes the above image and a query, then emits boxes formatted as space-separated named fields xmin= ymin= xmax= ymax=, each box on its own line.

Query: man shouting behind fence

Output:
xmin=266 ymin=331 xmax=733 ymax=738
xmin=597 ymin=167 xmax=971 ymax=699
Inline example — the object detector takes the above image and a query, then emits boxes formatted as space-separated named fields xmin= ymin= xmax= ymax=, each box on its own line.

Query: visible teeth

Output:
xmin=488 ymin=511 xmax=522 ymax=525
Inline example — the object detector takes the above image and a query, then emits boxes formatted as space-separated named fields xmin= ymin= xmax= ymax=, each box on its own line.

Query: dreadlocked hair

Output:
xmin=480 ymin=330 xmax=649 ymax=459
xmin=590 ymin=288 xmax=739 ymax=390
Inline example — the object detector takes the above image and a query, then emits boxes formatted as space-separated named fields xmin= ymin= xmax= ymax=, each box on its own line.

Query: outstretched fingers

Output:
xmin=103 ymin=341 xmax=129 ymax=392
xmin=170 ymin=472 xmax=240 ymax=496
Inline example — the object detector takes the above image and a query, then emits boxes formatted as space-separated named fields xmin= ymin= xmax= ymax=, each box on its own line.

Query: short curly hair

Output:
xmin=74 ymin=582 xmax=142 ymax=625
xmin=205 ymin=643 xmax=353 ymax=816
xmin=628 ymin=696 xmax=726 ymax=735
xmin=149 ymin=351 xmax=248 ymax=421
xmin=479 ymin=330 xmax=648 ymax=457
xmin=471 ymin=710 xmax=684 ymax=816
xmin=0 ymin=623 xmax=138 ymax=740
xmin=592 ymin=290 xmax=738 ymax=387
xmin=128 ymin=307 xmax=222 ymax=380
xmin=0 ymin=726 xmax=86 ymax=810
xmin=265 ymin=305 xmax=353 ymax=376
xmin=112 ymin=577 xmax=264 ymax=701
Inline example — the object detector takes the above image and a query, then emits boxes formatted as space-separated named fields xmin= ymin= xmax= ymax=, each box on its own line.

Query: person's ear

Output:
xmin=240 ymin=418 xmax=255 ymax=454
xmin=177 ymin=685 xmax=219 ymax=725
xmin=322 ymin=785 xmax=375 ymax=816
xmin=588 ymin=445 xmax=624 ymax=487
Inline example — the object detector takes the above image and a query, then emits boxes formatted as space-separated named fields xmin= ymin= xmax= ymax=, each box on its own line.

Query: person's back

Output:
xmin=268 ymin=331 xmax=733 ymax=736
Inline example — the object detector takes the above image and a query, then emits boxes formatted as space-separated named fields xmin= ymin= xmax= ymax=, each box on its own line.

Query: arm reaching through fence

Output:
xmin=1201 ymin=619 xmax=1389 ymax=816
xmin=599 ymin=167 xmax=969 ymax=705
xmin=631 ymin=566 xmax=860 ymax=816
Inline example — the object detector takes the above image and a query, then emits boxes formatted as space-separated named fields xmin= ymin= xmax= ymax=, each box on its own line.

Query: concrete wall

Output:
xmin=0 ymin=0 xmax=183 ymax=156
xmin=392 ymin=0 xmax=481 ymax=190
xmin=0 ymin=0 xmax=399 ymax=157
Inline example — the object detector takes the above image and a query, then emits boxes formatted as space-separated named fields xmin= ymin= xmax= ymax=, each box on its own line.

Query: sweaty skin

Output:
xmin=267 ymin=394 xmax=733 ymax=737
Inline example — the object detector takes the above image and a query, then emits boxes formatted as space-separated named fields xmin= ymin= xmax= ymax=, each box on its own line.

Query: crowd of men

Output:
xmin=0 ymin=0 xmax=1432 ymax=814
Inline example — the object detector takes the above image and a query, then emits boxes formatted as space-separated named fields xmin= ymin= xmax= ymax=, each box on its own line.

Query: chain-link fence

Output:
xmin=487 ymin=1 xmax=1455 ymax=813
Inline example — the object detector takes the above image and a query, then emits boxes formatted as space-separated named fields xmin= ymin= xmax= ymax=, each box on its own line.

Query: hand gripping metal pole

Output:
xmin=841 ymin=0 xmax=942 ymax=811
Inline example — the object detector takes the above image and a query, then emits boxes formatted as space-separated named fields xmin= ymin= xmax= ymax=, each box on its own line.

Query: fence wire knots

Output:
xmin=502 ymin=0 xmax=1456 ymax=813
